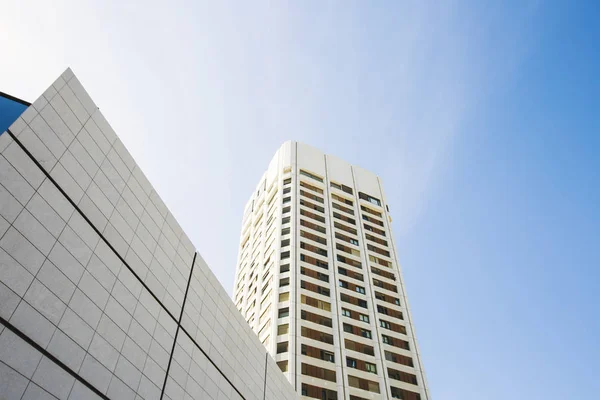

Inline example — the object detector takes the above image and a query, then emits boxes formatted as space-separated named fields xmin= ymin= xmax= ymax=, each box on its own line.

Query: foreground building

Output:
xmin=0 ymin=70 xmax=297 ymax=399
xmin=233 ymin=142 xmax=429 ymax=400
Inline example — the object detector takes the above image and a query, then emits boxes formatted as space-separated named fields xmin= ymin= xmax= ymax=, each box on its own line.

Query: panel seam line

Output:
xmin=0 ymin=316 xmax=110 ymax=400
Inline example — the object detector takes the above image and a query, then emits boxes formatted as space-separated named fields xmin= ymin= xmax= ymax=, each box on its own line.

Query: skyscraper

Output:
xmin=233 ymin=142 xmax=429 ymax=400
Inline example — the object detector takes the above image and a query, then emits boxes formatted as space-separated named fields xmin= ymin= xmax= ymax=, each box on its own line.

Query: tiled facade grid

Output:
xmin=0 ymin=69 xmax=298 ymax=400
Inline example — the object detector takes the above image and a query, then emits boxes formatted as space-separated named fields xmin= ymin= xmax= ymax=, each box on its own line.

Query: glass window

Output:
xmin=277 ymin=361 xmax=288 ymax=372
xmin=366 ymin=362 xmax=377 ymax=374
xmin=277 ymin=341 xmax=288 ymax=354
xmin=278 ymin=324 xmax=289 ymax=335
xmin=299 ymin=170 xmax=323 ymax=182
xmin=278 ymin=308 xmax=289 ymax=318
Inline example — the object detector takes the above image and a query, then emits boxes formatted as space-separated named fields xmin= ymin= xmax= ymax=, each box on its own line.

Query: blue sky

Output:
xmin=1 ymin=1 xmax=598 ymax=398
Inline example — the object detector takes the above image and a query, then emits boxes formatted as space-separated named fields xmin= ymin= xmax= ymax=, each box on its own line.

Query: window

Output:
xmin=283 ymin=187 xmax=291 ymax=194
xmin=300 ymin=218 xmax=327 ymax=234
xmin=279 ymin=292 xmax=289 ymax=302
xmin=280 ymin=264 xmax=290 ymax=273
xmin=365 ymin=233 xmax=387 ymax=247
xmin=301 ymin=280 xmax=330 ymax=297
xmin=301 ymin=384 xmax=337 ymax=400
xmin=282 ymin=206 xmax=291 ymax=214
xmin=258 ymin=320 xmax=271 ymax=337
xmin=283 ymin=197 xmax=291 ymax=204
xmin=300 ymin=241 xmax=328 ymax=257
xmin=301 ymin=363 xmax=336 ymax=382
xmin=359 ymin=192 xmax=381 ymax=206
xmin=278 ymin=308 xmax=289 ymax=318
xmin=301 ymin=266 xmax=329 ymax=282
xmin=301 ymin=294 xmax=331 ymax=311
xmin=323 ymin=351 xmax=335 ymax=362
xmin=350 ymin=238 xmax=359 ymax=246
xmin=388 ymin=368 xmax=418 ymax=385
xmin=280 ymin=277 xmax=289 ymax=287
xmin=377 ymin=305 xmax=404 ymax=320
xmin=283 ymin=178 xmax=291 ymax=185
xmin=348 ymin=375 xmax=380 ymax=394
xmin=339 ymin=280 xmax=348 ymax=289
xmin=282 ymin=216 xmax=291 ymax=224
xmin=385 ymin=351 xmax=414 ymax=367
xmin=382 ymin=335 xmax=410 ymax=350
xmin=334 ymin=221 xmax=357 ymax=235
xmin=380 ymin=320 xmax=391 ymax=329
xmin=342 ymin=308 xmax=351 ymax=317
xmin=391 ymin=387 xmax=421 ymax=400
xmin=300 ymin=253 xmax=329 ymax=269
xmin=301 ymin=310 xmax=333 ymax=327
xmin=356 ymin=286 xmax=366 ymax=294
xmin=281 ymin=227 xmax=290 ymax=235
xmin=345 ymin=339 xmax=375 ymax=356
xmin=346 ymin=357 xmax=376 ymax=374
xmin=330 ymin=181 xmax=353 ymax=194
xmin=365 ymin=363 xmax=377 ymax=374
xmin=278 ymin=324 xmax=289 ymax=335
xmin=299 ymin=170 xmax=323 ymax=182
xmin=277 ymin=342 xmax=288 ymax=354
xmin=375 ymin=291 xmax=401 ymax=306
xmin=301 ymin=326 xmax=334 ymax=344
xmin=360 ymin=205 xmax=382 ymax=217
xmin=361 ymin=329 xmax=372 ymax=339
xmin=300 ymin=230 xmax=327 ymax=245
xmin=277 ymin=361 xmax=288 ymax=372
xmin=331 ymin=193 xmax=353 ymax=205
xmin=280 ymin=251 xmax=290 ymax=260
xmin=281 ymin=239 xmax=290 ymax=247
xmin=359 ymin=314 xmax=369 ymax=323
xmin=300 ymin=181 xmax=324 ymax=195
xmin=301 ymin=344 xmax=335 ymax=363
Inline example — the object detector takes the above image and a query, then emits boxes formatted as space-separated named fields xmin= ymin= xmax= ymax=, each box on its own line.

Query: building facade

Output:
xmin=0 ymin=69 xmax=297 ymax=400
xmin=233 ymin=142 xmax=429 ymax=400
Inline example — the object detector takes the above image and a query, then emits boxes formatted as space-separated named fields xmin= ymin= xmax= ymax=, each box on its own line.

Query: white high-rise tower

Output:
xmin=233 ymin=141 xmax=429 ymax=400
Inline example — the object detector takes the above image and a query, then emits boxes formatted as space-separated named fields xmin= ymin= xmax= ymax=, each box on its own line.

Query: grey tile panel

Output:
xmin=0 ymin=68 xmax=297 ymax=399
